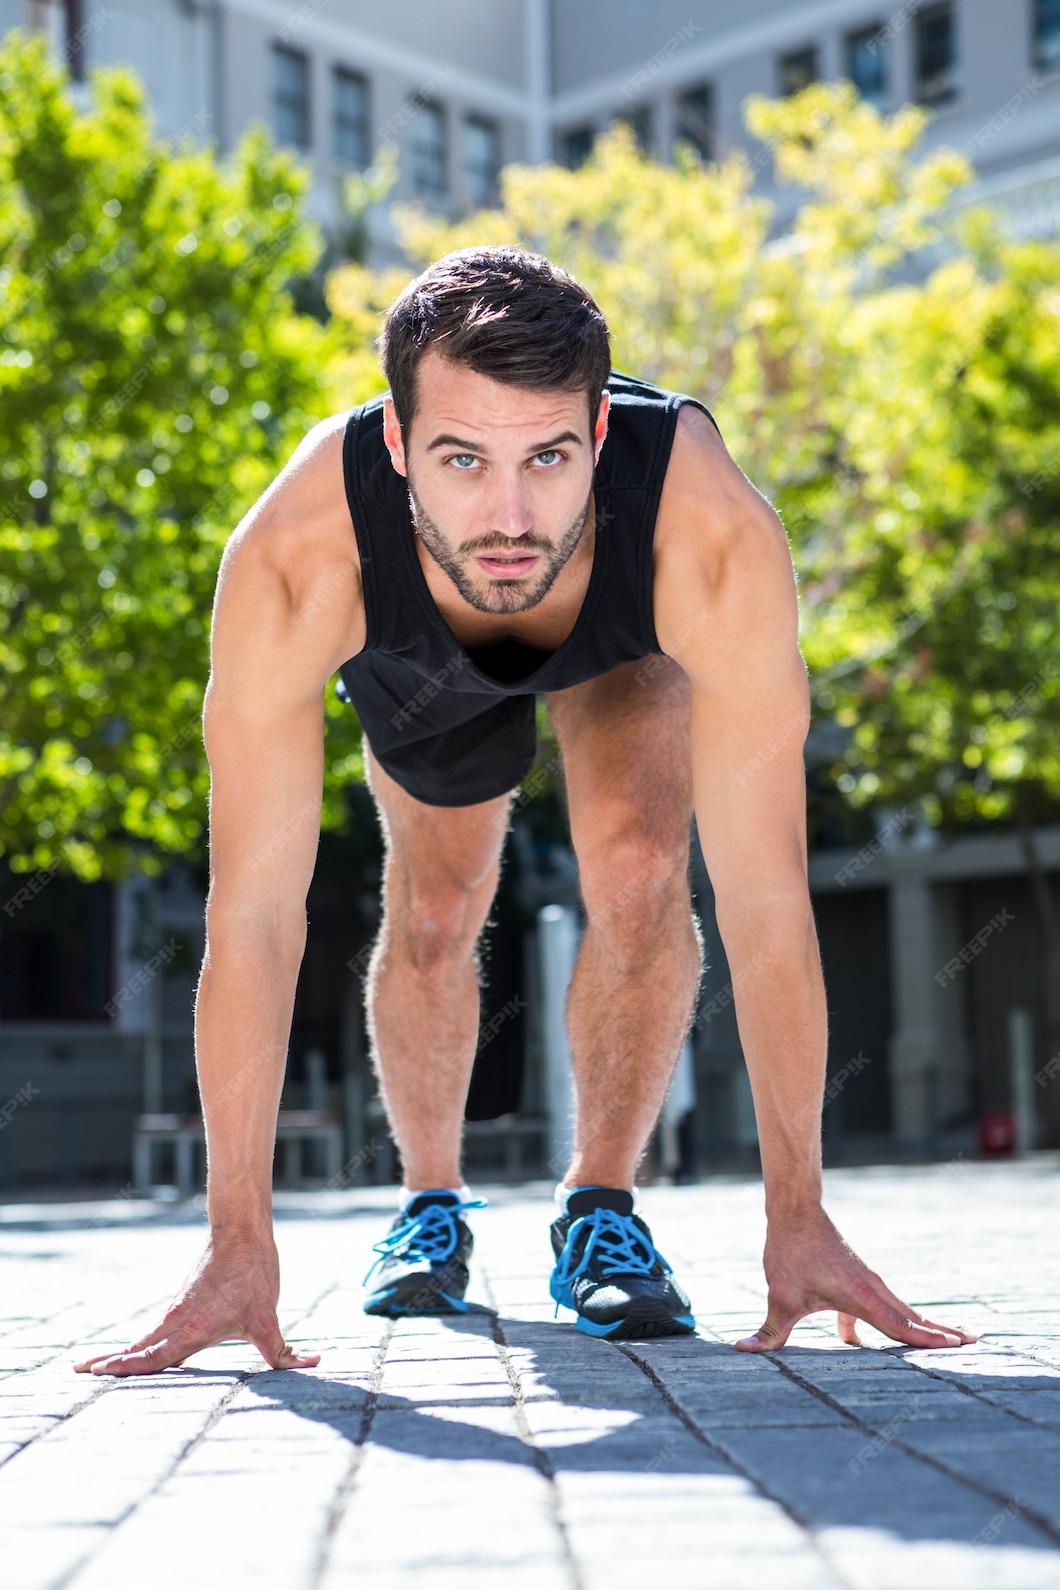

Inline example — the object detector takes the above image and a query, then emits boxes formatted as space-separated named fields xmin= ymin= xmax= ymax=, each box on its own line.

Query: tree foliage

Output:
xmin=0 ymin=29 xmax=348 ymax=880
xmin=328 ymin=81 xmax=1060 ymax=838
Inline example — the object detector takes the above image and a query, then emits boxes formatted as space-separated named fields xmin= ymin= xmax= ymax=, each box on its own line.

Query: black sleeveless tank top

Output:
xmin=336 ymin=369 xmax=720 ymax=700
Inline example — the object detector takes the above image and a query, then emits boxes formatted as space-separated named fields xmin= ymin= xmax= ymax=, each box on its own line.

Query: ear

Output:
xmin=382 ymin=396 xmax=408 ymax=477
xmin=592 ymin=391 xmax=610 ymax=466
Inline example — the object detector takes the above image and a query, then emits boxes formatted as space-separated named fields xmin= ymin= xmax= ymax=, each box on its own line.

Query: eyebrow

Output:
xmin=425 ymin=430 xmax=585 ymax=456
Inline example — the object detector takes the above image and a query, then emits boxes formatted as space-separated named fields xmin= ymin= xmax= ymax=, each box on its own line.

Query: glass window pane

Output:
xmin=334 ymin=68 xmax=370 ymax=168
xmin=915 ymin=3 xmax=957 ymax=104
xmin=673 ymin=82 xmax=714 ymax=161
xmin=560 ymin=126 xmax=594 ymax=169
xmin=846 ymin=25 xmax=888 ymax=108
xmin=618 ymin=103 xmax=653 ymax=155
xmin=464 ymin=116 xmax=500 ymax=209
xmin=1034 ymin=0 xmax=1060 ymax=69
xmin=273 ymin=44 xmax=310 ymax=150
xmin=779 ymin=46 xmax=818 ymax=97
xmin=412 ymin=99 xmax=447 ymax=200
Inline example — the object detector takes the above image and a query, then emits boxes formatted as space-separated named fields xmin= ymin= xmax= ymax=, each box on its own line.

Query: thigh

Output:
xmin=544 ymin=655 xmax=694 ymax=874
xmin=364 ymin=738 xmax=513 ymax=898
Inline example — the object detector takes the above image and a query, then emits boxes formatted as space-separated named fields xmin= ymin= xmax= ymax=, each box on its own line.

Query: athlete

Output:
xmin=75 ymin=246 xmax=975 ymax=1374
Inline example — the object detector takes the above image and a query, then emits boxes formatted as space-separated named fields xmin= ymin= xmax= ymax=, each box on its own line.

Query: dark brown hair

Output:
xmin=378 ymin=245 xmax=612 ymax=438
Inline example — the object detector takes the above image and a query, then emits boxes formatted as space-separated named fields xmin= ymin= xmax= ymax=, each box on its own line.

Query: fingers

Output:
xmin=76 ymin=1337 xmax=189 ymax=1377
xmin=842 ymin=1290 xmax=964 ymax=1350
xmin=862 ymin=1274 xmax=978 ymax=1344
xmin=255 ymin=1331 xmax=321 ymax=1371
xmin=837 ymin=1311 xmax=862 ymax=1346
xmin=736 ymin=1301 xmax=798 ymax=1353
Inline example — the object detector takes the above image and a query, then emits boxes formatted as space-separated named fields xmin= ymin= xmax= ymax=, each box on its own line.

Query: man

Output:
xmin=75 ymin=246 xmax=974 ymax=1376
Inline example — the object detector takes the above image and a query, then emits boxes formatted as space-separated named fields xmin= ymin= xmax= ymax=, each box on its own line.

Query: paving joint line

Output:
xmin=484 ymin=1279 xmax=586 ymax=1590
xmin=884 ymin=1348 xmax=1060 ymax=1434
xmin=57 ymin=1367 xmax=254 ymax=1588
xmin=310 ymin=1319 xmax=393 ymax=1590
xmin=617 ymin=1342 xmax=857 ymax=1590
xmin=767 ymin=1353 xmax=1060 ymax=1548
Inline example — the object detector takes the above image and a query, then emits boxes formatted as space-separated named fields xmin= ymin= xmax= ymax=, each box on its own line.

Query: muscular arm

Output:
xmin=75 ymin=417 xmax=364 ymax=1375
xmin=655 ymin=407 xmax=975 ymax=1353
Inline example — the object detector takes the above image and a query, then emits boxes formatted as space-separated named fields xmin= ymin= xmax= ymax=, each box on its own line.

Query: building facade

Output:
xmin=2 ymin=0 xmax=1058 ymax=1186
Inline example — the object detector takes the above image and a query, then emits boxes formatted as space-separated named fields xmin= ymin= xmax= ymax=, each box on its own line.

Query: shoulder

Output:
xmin=213 ymin=411 xmax=367 ymax=688
xmin=653 ymin=402 xmax=802 ymax=685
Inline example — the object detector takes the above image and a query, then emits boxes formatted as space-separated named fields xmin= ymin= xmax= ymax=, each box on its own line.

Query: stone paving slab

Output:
xmin=0 ymin=1160 xmax=1058 ymax=1588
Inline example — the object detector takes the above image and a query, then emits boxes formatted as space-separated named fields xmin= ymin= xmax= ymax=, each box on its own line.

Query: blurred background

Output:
xmin=1 ymin=0 xmax=1058 ymax=1197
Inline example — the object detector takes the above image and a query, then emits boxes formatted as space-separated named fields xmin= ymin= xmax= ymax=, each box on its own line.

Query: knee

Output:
xmin=381 ymin=864 xmax=499 ymax=974
xmin=578 ymin=823 xmax=691 ymax=936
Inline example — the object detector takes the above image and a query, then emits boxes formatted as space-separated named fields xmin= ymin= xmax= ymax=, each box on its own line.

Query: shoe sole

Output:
xmin=574 ymin=1310 xmax=696 ymax=1339
xmin=363 ymin=1277 xmax=472 ymax=1317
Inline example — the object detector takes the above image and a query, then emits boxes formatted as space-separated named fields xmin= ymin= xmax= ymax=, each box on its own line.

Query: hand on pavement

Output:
xmin=736 ymin=1202 xmax=978 ymax=1353
xmin=73 ymin=1233 xmax=321 ymax=1377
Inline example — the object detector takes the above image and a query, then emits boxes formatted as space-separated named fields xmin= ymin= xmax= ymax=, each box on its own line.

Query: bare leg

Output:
xmin=545 ymin=657 xmax=702 ymax=1191
xmin=361 ymin=746 xmax=512 ymax=1191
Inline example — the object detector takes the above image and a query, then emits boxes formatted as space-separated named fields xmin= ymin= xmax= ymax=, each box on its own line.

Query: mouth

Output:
xmin=474 ymin=553 xmax=541 ymax=579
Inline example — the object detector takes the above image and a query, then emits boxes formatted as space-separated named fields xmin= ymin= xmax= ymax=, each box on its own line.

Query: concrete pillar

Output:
xmin=538 ymin=904 xmax=580 ymax=1177
xmin=887 ymin=858 xmax=940 ymax=1141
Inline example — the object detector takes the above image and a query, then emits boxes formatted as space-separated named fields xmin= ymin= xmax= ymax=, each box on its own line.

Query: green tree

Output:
xmin=326 ymin=82 xmax=1060 ymax=1129
xmin=0 ymin=29 xmax=358 ymax=882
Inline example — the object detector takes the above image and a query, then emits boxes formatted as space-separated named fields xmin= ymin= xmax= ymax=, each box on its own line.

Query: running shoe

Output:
xmin=363 ymin=1190 xmax=486 ymax=1316
xmin=549 ymin=1186 xmax=696 ymax=1339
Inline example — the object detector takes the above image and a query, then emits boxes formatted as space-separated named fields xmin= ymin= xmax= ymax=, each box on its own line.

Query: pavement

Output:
xmin=1 ymin=1157 xmax=1059 ymax=1590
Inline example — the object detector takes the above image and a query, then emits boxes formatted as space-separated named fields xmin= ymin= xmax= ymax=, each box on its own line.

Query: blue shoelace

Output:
xmin=553 ymin=1205 xmax=671 ymax=1296
xmin=363 ymin=1194 xmax=487 ymax=1287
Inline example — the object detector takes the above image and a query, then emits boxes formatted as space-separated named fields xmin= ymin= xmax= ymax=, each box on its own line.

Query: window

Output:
xmin=273 ymin=44 xmax=311 ymax=150
xmin=1034 ymin=0 xmax=1060 ymax=70
xmin=618 ymin=103 xmax=653 ymax=155
xmin=914 ymin=3 xmax=957 ymax=105
xmin=778 ymin=46 xmax=818 ymax=97
xmin=411 ymin=99 xmax=447 ymax=200
xmin=334 ymin=68 xmax=370 ymax=168
xmin=65 ymin=0 xmax=86 ymax=83
xmin=0 ymin=872 xmax=113 ymax=1021
xmin=464 ymin=115 xmax=500 ymax=209
xmin=673 ymin=82 xmax=714 ymax=162
xmin=560 ymin=125 xmax=595 ymax=169
xmin=846 ymin=24 xmax=888 ymax=108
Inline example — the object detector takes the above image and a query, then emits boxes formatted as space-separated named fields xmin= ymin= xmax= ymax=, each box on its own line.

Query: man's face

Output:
xmin=382 ymin=348 xmax=610 ymax=616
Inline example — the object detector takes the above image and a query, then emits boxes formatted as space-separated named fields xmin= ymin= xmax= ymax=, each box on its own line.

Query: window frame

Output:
xmin=272 ymin=41 xmax=312 ymax=152
xmin=333 ymin=65 xmax=371 ymax=170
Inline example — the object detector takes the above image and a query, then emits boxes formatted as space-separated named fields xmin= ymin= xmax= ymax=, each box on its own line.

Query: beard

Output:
xmin=406 ymin=474 xmax=593 ymax=616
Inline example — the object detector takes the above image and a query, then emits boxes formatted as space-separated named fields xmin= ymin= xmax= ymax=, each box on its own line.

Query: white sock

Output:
xmin=399 ymin=1184 xmax=471 ymax=1211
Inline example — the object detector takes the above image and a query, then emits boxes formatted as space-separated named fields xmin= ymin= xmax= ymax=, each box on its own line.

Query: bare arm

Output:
xmin=75 ymin=417 xmax=364 ymax=1375
xmin=655 ymin=407 xmax=975 ymax=1352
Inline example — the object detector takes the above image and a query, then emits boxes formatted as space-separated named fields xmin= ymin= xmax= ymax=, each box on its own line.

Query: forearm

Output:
xmin=715 ymin=892 xmax=827 ymax=1216
xmin=195 ymin=907 xmax=308 ymax=1236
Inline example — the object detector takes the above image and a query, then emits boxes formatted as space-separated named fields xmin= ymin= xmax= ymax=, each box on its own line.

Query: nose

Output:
xmin=487 ymin=471 xmax=534 ymax=540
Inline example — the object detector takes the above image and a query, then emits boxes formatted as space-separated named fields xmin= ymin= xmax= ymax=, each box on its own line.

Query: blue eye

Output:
xmin=535 ymin=450 xmax=562 ymax=466
xmin=448 ymin=454 xmax=477 ymax=469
